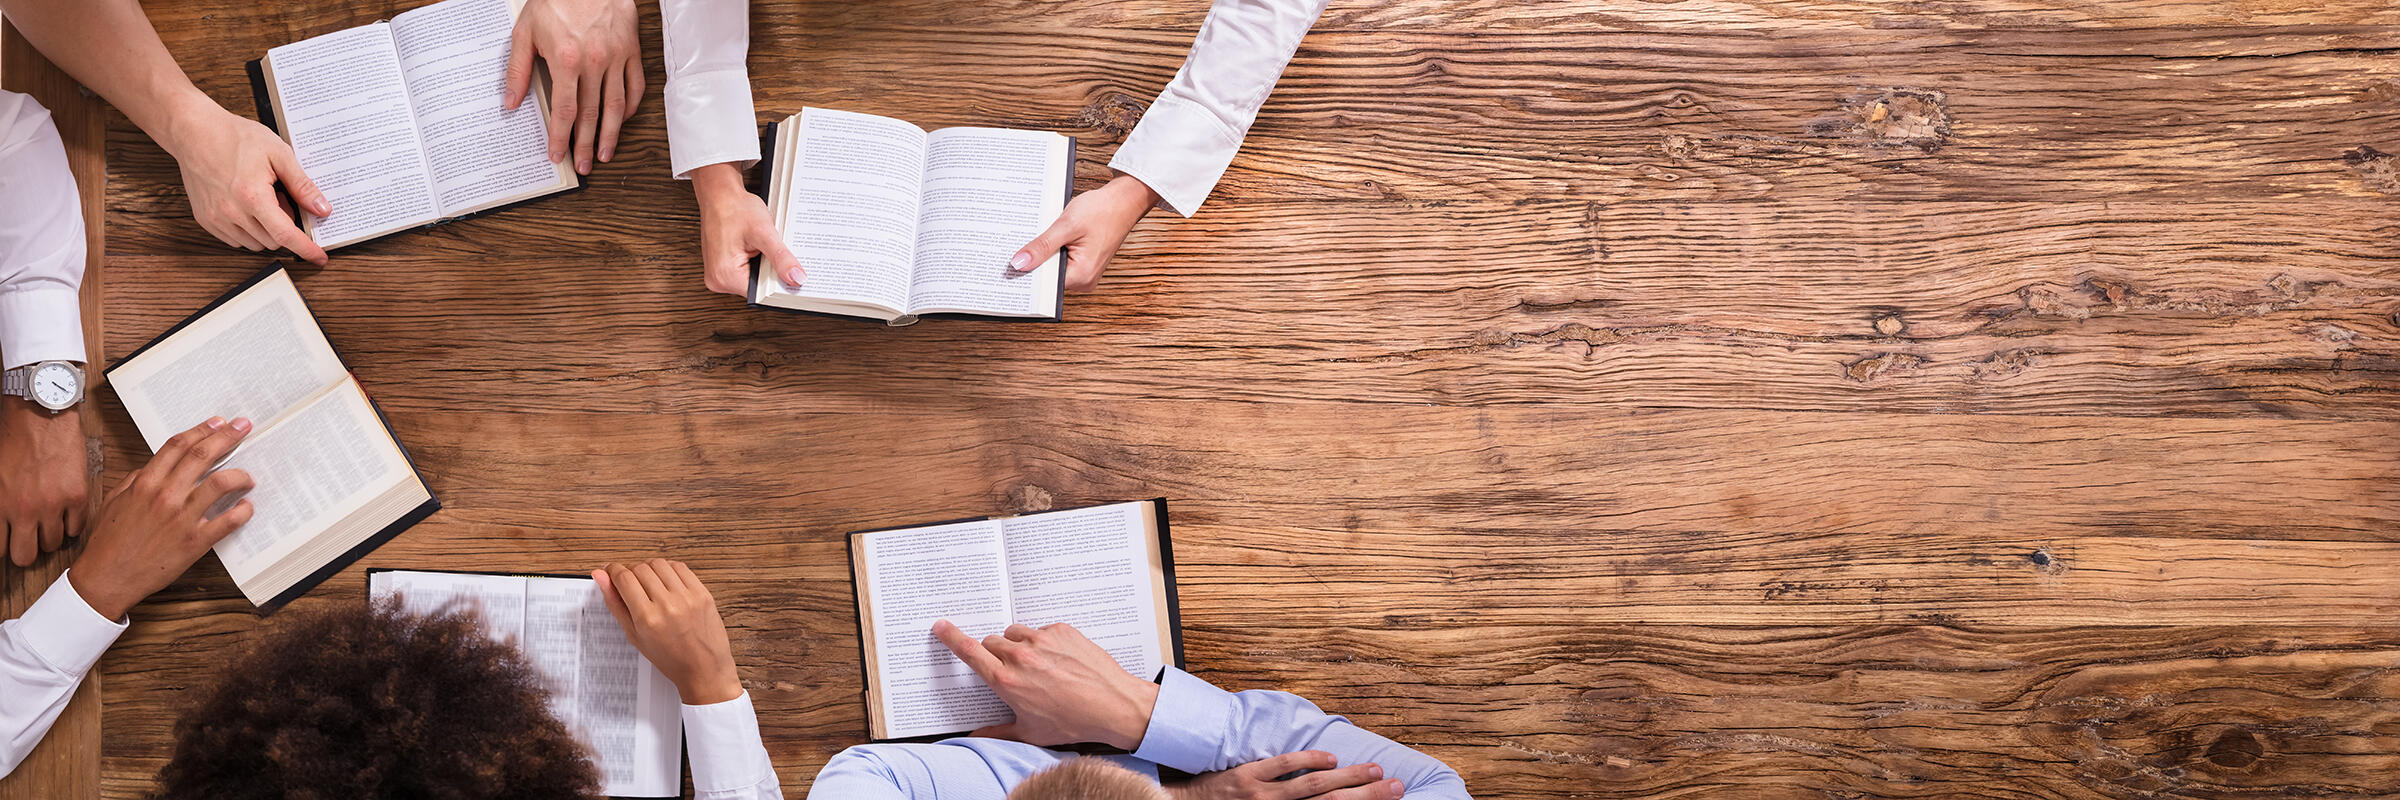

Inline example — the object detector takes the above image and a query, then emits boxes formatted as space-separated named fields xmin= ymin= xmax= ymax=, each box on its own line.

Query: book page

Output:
xmin=266 ymin=24 xmax=441 ymax=247
xmin=369 ymin=570 xmax=526 ymax=645
xmin=768 ymin=108 xmax=927 ymax=313
xmin=1000 ymin=501 xmax=1167 ymax=682
xmin=109 ymin=271 xmax=348 ymax=451
xmin=526 ymin=577 xmax=681 ymax=797
xmin=908 ymin=127 xmax=1068 ymax=318
xmin=389 ymin=0 xmax=572 ymax=216
xmin=857 ymin=520 xmax=1015 ymax=739
xmin=207 ymin=382 xmax=411 ymax=590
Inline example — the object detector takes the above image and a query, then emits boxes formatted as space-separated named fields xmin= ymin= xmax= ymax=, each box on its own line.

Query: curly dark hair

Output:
xmin=151 ymin=598 xmax=602 ymax=800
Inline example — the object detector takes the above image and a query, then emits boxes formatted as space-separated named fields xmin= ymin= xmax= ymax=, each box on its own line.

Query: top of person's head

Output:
xmin=149 ymin=598 xmax=601 ymax=800
xmin=1006 ymin=757 xmax=1170 ymax=800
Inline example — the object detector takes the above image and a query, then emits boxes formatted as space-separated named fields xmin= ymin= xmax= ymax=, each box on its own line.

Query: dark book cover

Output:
xmin=108 ymin=263 xmax=441 ymax=614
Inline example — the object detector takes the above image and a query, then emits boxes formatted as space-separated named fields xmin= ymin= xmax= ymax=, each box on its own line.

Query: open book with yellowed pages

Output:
xmin=848 ymin=499 xmax=1182 ymax=741
xmin=107 ymin=266 xmax=437 ymax=610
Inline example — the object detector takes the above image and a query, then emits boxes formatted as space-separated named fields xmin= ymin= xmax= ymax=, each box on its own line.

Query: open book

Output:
xmin=849 ymin=499 xmax=1181 ymax=741
xmin=369 ymin=569 xmax=683 ymax=798
xmin=107 ymin=267 xmax=438 ymax=610
xmin=751 ymin=107 xmax=1075 ymax=325
xmin=246 ymin=0 xmax=577 ymax=250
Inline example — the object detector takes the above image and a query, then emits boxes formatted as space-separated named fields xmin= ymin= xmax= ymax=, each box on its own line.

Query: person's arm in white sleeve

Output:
xmin=1004 ymin=0 xmax=1330 ymax=296
xmin=0 ymin=91 xmax=86 ymax=372
xmin=660 ymin=0 xmax=760 ymax=179
xmin=658 ymin=0 xmax=801 ymax=295
xmin=1108 ymin=0 xmax=1333 ymax=217
xmin=0 ymin=573 xmax=127 ymax=778
xmin=684 ymin=691 xmax=783 ymax=800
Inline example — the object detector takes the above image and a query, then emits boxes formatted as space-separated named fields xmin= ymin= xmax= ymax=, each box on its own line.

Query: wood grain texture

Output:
xmin=66 ymin=0 xmax=2400 ymax=797
xmin=0 ymin=16 xmax=107 ymax=800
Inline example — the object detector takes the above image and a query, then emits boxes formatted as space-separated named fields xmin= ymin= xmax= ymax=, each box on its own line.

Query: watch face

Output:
xmin=30 ymin=363 xmax=77 ymax=410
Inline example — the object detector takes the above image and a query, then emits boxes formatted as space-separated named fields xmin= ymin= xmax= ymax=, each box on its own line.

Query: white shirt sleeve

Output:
xmin=683 ymin=691 xmax=783 ymax=799
xmin=660 ymin=0 xmax=763 ymax=179
xmin=0 ymin=572 xmax=126 ymax=778
xmin=1107 ymin=0 xmax=1332 ymax=217
xmin=0 ymin=91 xmax=88 ymax=370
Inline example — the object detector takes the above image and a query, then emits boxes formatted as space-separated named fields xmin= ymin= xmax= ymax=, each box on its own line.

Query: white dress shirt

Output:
xmin=0 ymin=90 xmax=88 ymax=370
xmin=655 ymin=0 xmax=1330 ymax=215
xmin=0 ymin=572 xmax=127 ymax=778
xmin=684 ymin=691 xmax=785 ymax=799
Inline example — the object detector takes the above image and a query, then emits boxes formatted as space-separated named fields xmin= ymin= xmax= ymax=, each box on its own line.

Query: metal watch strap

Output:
xmin=0 ymin=367 xmax=22 ymax=398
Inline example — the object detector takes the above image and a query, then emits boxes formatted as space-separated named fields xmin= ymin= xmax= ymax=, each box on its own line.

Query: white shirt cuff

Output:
xmin=1108 ymin=95 xmax=1245 ymax=218
xmin=666 ymin=69 xmax=763 ymax=181
xmin=0 ymin=286 xmax=84 ymax=370
xmin=17 ymin=572 xmax=127 ymax=677
xmin=682 ymin=690 xmax=775 ymax=794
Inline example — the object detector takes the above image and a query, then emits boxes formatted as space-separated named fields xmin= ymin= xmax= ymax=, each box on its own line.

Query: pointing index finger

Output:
xmin=933 ymin=619 xmax=1002 ymax=677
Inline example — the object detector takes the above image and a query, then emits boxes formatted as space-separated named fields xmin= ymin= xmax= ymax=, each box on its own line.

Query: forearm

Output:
xmin=660 ymin=0 xmax=760 ymax=178
xmin=684 ymin=692 xmax=783 ymax=800
xmin=804 ymin=746 xmax=919 ymax=800
xmin=0 ymin=574 xmax=126 ymax=777
xmin=1133 ymin=669 xmax=1469 ymax=799
xmin=0 ymin=0 xmax=225 ymax=157
xmin=1108 ymin=0 xmax=1331 ymax=216
xmin=0 ymin=94 xmax=86 ymax=369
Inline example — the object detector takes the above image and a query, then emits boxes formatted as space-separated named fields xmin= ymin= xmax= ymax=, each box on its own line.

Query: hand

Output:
xmin=596 ymin=559 xmax=742 ymax=705
xmin=932 ymin=619 xmax=1160 ymax=750
xmin=1168 ymin=752 xmax=1404 ymax=800
xmin=1008 ymin=174 xmax=1159 ymax=292
xmin=507 ymin=0 xmax=645 ymax=174
xmin=67 ymin=418 xmax=255 ymax=620
xmin=158 ymin=107 xmax=329 ymax=265
xmin=693 ymin=162 xmax=801 ymax=295
xmin=0 ymin=400 xmax=88 ymax=567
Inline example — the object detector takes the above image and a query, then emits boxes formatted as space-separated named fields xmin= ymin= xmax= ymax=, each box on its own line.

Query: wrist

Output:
xmin=1108 ymin=676 xmax=1162 ymax=751
xmin=148 ymin=95 xmax=234 ymax=161
xmin=675 ymin=663 xmax=744 ymax=706
xmin=66 ymin=568 xmax=135 ymax=622
xmin=1 ymin=395 xmax=82 ymax=422
xmin=1106 ymin=173 xmax=1162 ymax=210
xmin=691 ymin=163 xmax=751 ymax=206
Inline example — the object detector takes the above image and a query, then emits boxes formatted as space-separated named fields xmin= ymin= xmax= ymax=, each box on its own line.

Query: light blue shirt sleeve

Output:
xmin=804 ymin=669 xmax=1465 ymax=798
xmin=805 ymin=738 xmax=1153 ymax=800
xmin=1133 ymin=668 xmax=1469 ymax=798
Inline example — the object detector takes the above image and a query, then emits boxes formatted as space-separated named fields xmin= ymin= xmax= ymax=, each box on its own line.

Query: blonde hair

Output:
xmin=1005 ymin=757 xmax=1169 ymax=800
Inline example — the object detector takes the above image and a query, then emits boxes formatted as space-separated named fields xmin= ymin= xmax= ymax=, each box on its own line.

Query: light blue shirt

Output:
xmin=805 ymin=668 xmax=1470 ymax=798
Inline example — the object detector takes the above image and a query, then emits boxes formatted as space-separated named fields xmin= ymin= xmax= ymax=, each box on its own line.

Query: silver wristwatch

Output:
xmin=1 ymin=360 xmax=84 ymax=412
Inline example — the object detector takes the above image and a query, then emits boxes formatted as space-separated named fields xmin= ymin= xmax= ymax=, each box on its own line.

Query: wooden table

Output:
xmin=12 ymin=0 xmax=2400 ymax=797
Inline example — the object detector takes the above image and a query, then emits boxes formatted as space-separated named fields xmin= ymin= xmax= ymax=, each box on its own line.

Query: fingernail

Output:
xmin=204 ymin=416 xmax=224 ymax=429
xmin=1007 ymin=252 xmax=1031 ymax=272
xmin=231 ymin=418 xmax=253 ymax=433
xmin=311 ymin=197 xmax=331 ymax=216
xmin=784 ymin=269 xmax=804 ymax=285
xmin=600 ymin=147 xmax=613 ymax=162
xmin=1369 ymin=765 xmax=1383 ymax=779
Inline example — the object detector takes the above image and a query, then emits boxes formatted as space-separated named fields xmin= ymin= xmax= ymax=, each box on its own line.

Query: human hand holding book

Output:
xmin=695 ymin=162 xmax=804 ymax=295
xmin=1007 ymin=173 xmax=1163 ymax=293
